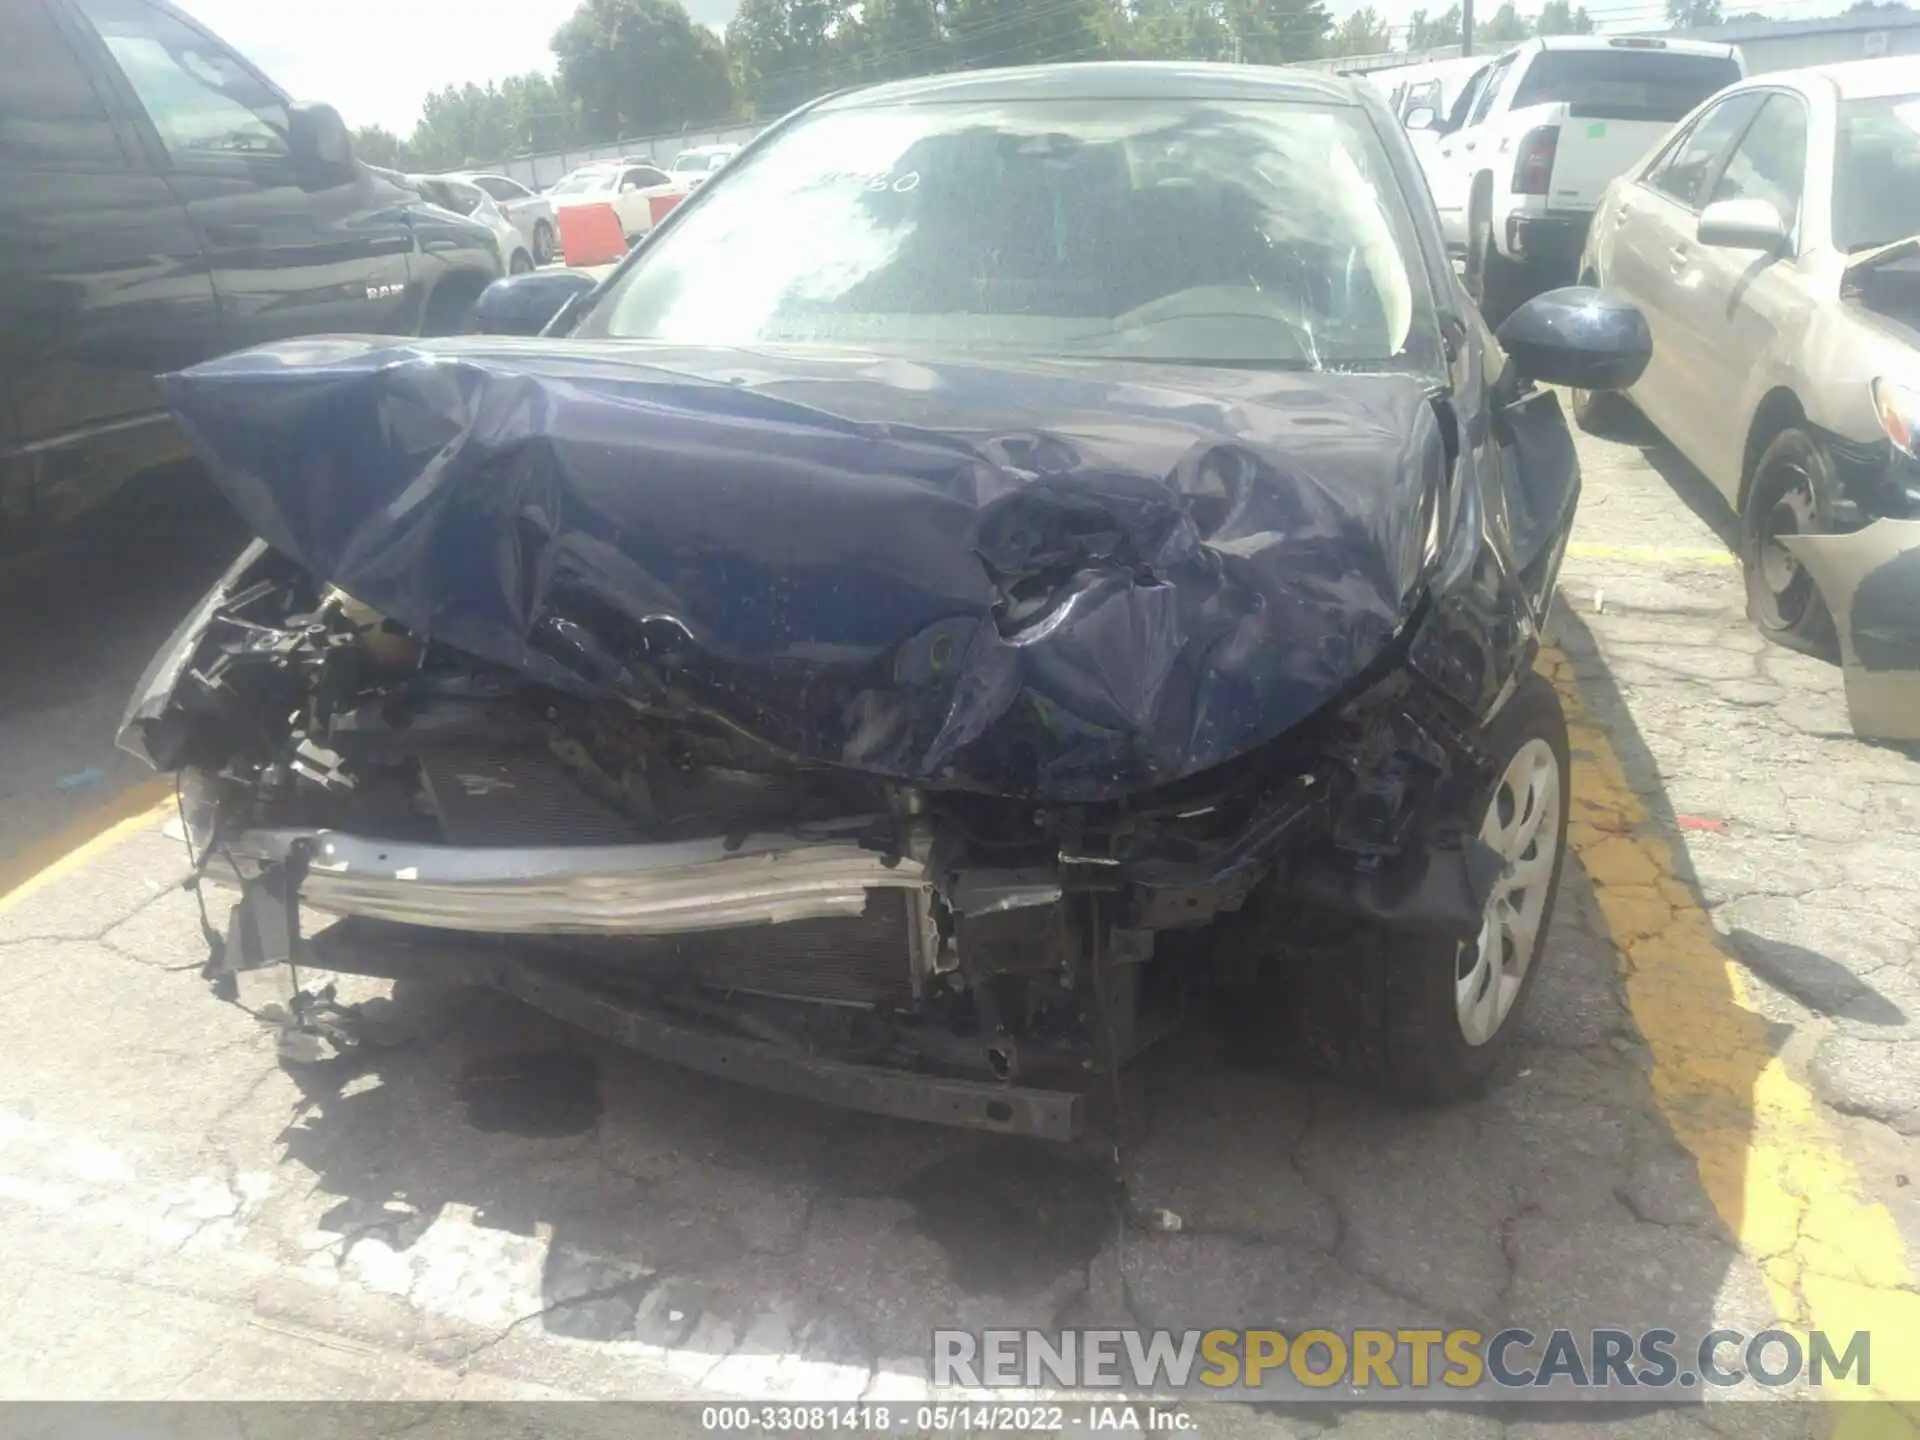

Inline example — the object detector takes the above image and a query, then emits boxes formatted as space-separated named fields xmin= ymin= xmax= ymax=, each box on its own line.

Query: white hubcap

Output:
xmin=1456 ymin=737 xmax=1561 ymax=1047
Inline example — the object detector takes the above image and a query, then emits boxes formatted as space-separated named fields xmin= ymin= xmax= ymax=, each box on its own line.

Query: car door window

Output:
xmin=1445 ymin=68 xmax=1489 ymax=134
xmin=437 ymin=180 xmax=484 ymax=216
xmin=1644 ymin=92 xmax=1764 ymax=209
xmin=1469 ymin=55 xmax=1516 ymax=126
xmin=1709 ymin=93 xmax=1808 ymax=231
xmin=0 ymin=0 xmax=126 ymax=169
xmin=73 ymin=0 xmax=288 ymax=168
xmin=474 ymin=175 xmax=529 ymax=202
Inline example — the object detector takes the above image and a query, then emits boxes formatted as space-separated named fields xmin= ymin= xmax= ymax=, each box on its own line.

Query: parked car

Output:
xmin=446 ymin=170 xmax=556 ymax=265
xmin=1579 ymin=56 xmax=1920 ymax=741
xmin=405 ymin=173 xmax=535 ymax=273
xmin=119 ymin=62 xmax=1651 ymax=1136
xmin=544 ymin=159 xmax=677 ymax=244
xmin=1409 ymin=36 xmax=1744 ymax=315
xmin=667 ymin=142 xmax=739 ymax=188
xmin=0 ymin=0 xmax=503 ymax=548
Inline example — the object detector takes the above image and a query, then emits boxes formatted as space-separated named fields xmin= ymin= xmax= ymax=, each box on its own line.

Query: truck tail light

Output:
xmin=1513 ymin=125 xmax=1559 ymax=196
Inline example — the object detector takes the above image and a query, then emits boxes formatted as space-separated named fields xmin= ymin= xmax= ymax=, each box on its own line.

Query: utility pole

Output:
xmin=1462 ymin=0 xmax=1475 ymax=54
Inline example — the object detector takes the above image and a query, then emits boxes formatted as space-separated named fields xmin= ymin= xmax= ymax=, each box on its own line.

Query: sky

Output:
xmin=176 ymin=0 xmax=741 ymax=133
xmin=175 ymin=0 xmax=1814 ymax=138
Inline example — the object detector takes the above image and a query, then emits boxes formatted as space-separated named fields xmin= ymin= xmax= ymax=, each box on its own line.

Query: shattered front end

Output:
xmin=120 ymin=339 xmax=1554 ymax=1138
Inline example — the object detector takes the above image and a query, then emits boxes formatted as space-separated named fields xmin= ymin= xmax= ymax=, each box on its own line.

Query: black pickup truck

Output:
xmin=0 ymin=0 xmax=503 ymax=547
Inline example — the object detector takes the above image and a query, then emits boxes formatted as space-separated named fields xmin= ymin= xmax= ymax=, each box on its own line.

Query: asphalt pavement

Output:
xmin=0 ymin=407 xmax=1915 ymax=1434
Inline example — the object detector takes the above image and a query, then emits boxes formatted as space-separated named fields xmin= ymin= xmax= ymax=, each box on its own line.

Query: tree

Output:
xmin=1535 ymin=0 xmax=1595 ymax=32
xmin=352 ymin=124 xmax=413 ymax=169
xmin=554 ymin=0 xmax=733 ymax=140
xmin=1406 ymin=4 xmax=1463 ymax=49
xmin=1324 ymin=5 xmax=1393 ymax=56
xmin=1229 ymin=0 xmax=1334 ymax=62
xmin=1111 ymin=0 xmax=1236 ymax=61
xmin=725 ymin=0 xmax=847 ymax=117
xmin=944 ymin=0 xmax=1112 ymax=72
xmin=1480 ymin=1 xmax=1533 ymax=40
xmin=1666 ymin=0 xmax=1723 ymax=25
xmin=410 ymin=84 xmax=517 ymax=169
xmin=837 ymin=0 xmax=950 ymax=84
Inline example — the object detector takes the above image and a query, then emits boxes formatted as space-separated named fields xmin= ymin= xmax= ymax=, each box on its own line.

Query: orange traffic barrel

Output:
xmin=648 ymin=191 xmax=686 ymax=227
xmin=556 ymin=203 xmax=628 ymax=267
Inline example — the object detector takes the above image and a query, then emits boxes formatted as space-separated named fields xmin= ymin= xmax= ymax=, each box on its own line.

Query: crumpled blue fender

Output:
xmin=157 ymin=337 xmax=1449 ymax=800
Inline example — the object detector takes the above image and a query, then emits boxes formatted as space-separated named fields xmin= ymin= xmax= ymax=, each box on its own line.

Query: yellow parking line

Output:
xmin=1542 ymin=648 xmax=1920 ymax=1425
xmin=0 ymin=777 xmax=173 ymax=914
xmin=1565 ymin=542 xmax=1739 ymax=567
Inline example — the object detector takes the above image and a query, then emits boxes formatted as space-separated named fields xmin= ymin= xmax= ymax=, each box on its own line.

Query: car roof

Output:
xmin=812 ymin=60 xmax=1368 ymax=112
xmin=1522 ymin=35 xmax=1740 ymax=58
xmin=1777 ymin=55 xmax=1920 ymax=101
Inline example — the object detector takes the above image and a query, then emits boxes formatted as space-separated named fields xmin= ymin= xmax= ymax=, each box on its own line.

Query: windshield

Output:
xmin=581 ymin=99 xmax=1431 ymax=371
xmin=1835 ymin=95 xmax=1920 ymax=254
xmin=1510 ymin=51 xmax=1741 ymax=123
xmin=550 ymin=168 xmax=616 ymax=195
xmin=672 ymin=152 xmax=716 ymax=172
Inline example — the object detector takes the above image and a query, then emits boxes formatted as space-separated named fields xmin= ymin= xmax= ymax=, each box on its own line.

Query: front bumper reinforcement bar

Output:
xmin=299 ymin=920 xmax=1086 ymax=1141
xmin=225 ymin=826 xmax=930 ymax=935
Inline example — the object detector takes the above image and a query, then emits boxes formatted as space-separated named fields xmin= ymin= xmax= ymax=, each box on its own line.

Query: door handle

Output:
xmin=1614 ymin=204 xmax=1631 ymax=226
xmin=1668 ymin=245 xmax=1690 ymax=270
xmin=1463 ymin=140 xmax=1477 ymax=151
xmin=207 ymin=223 xmax=262 ymax=245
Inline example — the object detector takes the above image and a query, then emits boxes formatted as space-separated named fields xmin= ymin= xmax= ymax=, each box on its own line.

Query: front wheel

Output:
xmin=1742 ymin=428 xmax=1839 ymax=658
xmin=1466 ymin=211 xmax=1530 ymax=326
xmin=508 ymin=249 xmax=535 ymax=275
xmin=532 ymin=220 xmax=556 ymax=266
xmin=1570 ymin=385 xmax=1636 ymax=438
xmin=1225 ymin=672 xmax=1571 ymax=1103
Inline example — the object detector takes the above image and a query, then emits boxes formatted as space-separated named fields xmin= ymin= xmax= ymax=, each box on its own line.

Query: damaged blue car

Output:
xmin=118 ymin=63 xmax=1652 ymax=1139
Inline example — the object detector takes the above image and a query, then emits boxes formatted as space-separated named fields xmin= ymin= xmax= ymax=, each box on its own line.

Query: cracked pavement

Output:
xmin=0 ymin=415 xmax=1915 ymax=1435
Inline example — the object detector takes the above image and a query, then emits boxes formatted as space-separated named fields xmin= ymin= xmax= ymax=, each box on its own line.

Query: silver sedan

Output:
xmin=1579 ymin=56 xmax=1920 ymax=740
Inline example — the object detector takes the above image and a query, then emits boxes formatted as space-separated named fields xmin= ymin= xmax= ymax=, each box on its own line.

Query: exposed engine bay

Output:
xmin=133 ymin=540 xmax=1505 ymax=1139
xmin=115 ymin=331 xmax=1597 ymax=1138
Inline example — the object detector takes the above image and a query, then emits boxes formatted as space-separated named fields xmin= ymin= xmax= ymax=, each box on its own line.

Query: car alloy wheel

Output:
xmin=1741 ymin=428 xmax=1838 ymax=656
xmin=1456 ymin=735 xmax=1561 ymax=1047
xmin=1754 ymin=467 xmax=1818 ymax=631
xmin=533 ymin=221 xmax=556 ymax=266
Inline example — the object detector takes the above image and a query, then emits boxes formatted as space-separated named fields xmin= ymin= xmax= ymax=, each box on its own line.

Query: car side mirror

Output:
xmin=1697 ymin=197 xmax=1791 ymax=254
xmin=471 ymin=269 xmax=599 ymax=336
xmin=1494 ymin=286 xmax=1651 ymax=392
xmin=287 ymin=101 xmax=353 ymax=187
xmin=1404 ymin=105 xmax=1440 ymax=131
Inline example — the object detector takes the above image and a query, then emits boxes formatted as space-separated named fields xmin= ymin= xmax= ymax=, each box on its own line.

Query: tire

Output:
xmin=1570 ymin=385 xmax=1635 ymax=438
xmin=532 ymin=220 xmax=556 ymax=266
xmin=1741 ymin=428 xmax=1840 ymax=658
xmin=508 ymin=249 xmax=535 ymax=275
xmin=1224 ymin=673 xmax=1572 ymax=1104
xmin=419 ymin=275 xmax=486 ymax=337
xmin=1466 ymin=208 xmax=1530 ymax=326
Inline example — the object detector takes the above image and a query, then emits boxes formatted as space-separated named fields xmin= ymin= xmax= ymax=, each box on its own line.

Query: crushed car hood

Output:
xmin=157 ymin=338 xmax=1447 ymax=800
